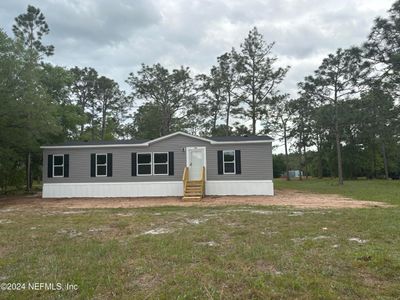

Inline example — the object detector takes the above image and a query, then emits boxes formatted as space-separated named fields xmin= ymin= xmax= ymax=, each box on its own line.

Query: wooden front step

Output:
xmin=185 ymin=187 xmax=202 ymax=191
xmin=182 ymin=196 xmax=202 ymax=201
xmin=183 ymin=180 xmax=204 ymax=201
xmin=182 ymin=167 xmax=205 ymax=201
xmin=186 ymin=182 xmax=202 ymax=186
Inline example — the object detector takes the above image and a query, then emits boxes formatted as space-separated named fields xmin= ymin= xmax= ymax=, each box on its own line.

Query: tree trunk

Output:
xmin=298 ymin=145 xmax=303 ymax=181
xmin=80 ymin=102 xmax=86 ymax=136
xmin=303 ymin=144 xmax=308 ymax=180
xmin=372 ymin=144 xmax=377 ymax=179
xmin=318 ymin=153 xmax=323 ymax=179
xmin=225 ymin=92 xmax=231 ymax=136
xmin=26 ymin=152 xmax=31 ymax=192
xmin=101 ymin=104 xmax=106 ymax=140
xmin=334 ymin=97 xmax=343 ymax=185
xmin=212 ymin=111 xmax=218 ymax=132
xmin=160 ymin=106 xmax=169 ymax=136
xmin=317 ymin=134 xmax=323 ymax=179
xmin=381 ymin=142 xmax=389 ymax=179
xmin=318 ymin=148 xmax=324 ymax=179
xmin=283 ymin=123 xmax=290 ymax=181
xmin=252 ymin=115 xmax=256 ymax=135
xmin=251 ymin=57 xmax=256 ymax=135
xmin=335 ymin=129 xmax=343 ymax=184
xmin=91 ymin=104 xmax=96 ymax=140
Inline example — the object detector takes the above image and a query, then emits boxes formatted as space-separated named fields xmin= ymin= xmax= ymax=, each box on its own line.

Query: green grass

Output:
xmin=0 ymin=203 xmax=399 ymax=299
xmin=275 ymin=178 xmax=400 ymax=205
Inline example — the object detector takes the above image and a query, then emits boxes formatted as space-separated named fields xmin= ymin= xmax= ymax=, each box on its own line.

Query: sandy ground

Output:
xmin=0 ymin=189 xmax=391 ymax=210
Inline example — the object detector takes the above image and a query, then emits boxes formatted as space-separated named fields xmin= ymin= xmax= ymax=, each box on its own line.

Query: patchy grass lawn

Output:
xmin=275 ymin=178 xmax=400 ymax=205
xmin=0 ymin=203 xmax=399 ymax=299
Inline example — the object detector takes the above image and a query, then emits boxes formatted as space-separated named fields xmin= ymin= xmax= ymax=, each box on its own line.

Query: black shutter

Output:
xmin=47 ymin=154 xmax=53 ymax=178
xmin=168 ymin=152 xmax=174 ymax=175
xmin=131 ymin=153 xmax=137 ymax=176
xmin=235 ymin=150 xmax=241 ymax=174
xmin=107 ymin=153 xmax=112 ymax=177
xmin=64 ymin=154 xmax=69 ymax=177
xmin=217 ymin=150 xmax=223 ymax=175
xmin=90 ymin=154 xmax=96 ymax=177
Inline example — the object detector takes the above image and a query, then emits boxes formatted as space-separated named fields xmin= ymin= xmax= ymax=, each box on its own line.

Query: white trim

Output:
xmin=223 ymin=150 xmax=235 ymax=175
xmin=53 ymin=154 xmax=64 ymax=178
xmin=149 ymin=131 xmax=212 ymax=145
xmin=152 ymin=152 xmax=169 ymax=176
xmin=42 ymin=180 xmax=274 ymax=198
xmin=186 ymin=146 xmax=207 ymax=180
xmin=95 ymin=153 xmax=107 ymax=177
xmin=206 ymin=180 xmax=274 ymax=196
xmin=41 ymin=132 xmax=273 ymax=149
xmin=137 ymin=152 xmax=152 ymax=176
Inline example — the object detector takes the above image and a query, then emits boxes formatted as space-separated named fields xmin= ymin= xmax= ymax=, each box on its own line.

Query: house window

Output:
xmin=137 ymin=153 xmax=152 ymax=175
xmin=153 ymin=152 xmax=168 ymax=175
xmin=96 ymin=154 xmax=107 ymax=177
xmin=223 ymin=150 xmax=235 ymax=174
xmin=53 ymin=155 xmax=64 ymax=177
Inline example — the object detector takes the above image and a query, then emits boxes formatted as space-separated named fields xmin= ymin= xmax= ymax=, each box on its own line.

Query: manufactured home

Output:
xmin=41 ymin=132 xmax=274 ymax=199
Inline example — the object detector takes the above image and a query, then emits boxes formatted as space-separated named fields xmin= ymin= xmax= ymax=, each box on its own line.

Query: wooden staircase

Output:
xmin=182 ymin=167 xmax=205 ymax=201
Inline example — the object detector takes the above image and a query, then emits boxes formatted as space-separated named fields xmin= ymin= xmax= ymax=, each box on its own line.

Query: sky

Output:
xmin=1 ymin=0 xmax=394 ymax=93
xmin=0 ymin=0 xmax=395 ymax=149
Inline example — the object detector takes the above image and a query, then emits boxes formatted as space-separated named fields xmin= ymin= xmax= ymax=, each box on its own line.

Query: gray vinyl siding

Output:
xmin=43 ymin=134 xmax=273 ymax=183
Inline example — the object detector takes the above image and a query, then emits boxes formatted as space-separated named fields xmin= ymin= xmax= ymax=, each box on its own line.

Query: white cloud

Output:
xmin=0 ymin=0 xmax=394 ymax=97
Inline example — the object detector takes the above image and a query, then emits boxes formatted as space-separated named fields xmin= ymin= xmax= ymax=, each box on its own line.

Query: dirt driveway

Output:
xmin=0 ymin=189 xmax=391 ymax=210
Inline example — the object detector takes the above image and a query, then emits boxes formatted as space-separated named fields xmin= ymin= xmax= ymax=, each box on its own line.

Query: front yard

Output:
xmin=0 ymin=180 xmax=399 ymax=299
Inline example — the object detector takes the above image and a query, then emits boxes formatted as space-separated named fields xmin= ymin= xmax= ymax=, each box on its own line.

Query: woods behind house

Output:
xmin=1 ymin=3 xmax=400 ymax=191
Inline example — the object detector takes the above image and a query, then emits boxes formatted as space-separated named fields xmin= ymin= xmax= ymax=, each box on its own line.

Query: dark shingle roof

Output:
xmin=208 ymin=135 xmax=273 ymax=142
xmin=43 ymin=139 xmax=149 ymax=147
xmin=42 ymin=132 xmax=273 ymax=148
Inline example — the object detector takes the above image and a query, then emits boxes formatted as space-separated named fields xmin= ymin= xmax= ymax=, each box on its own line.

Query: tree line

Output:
xmin=275 ymin=1 xmax=400 ymax=184
xmin=1 ymin=3 xmax=399 ymax=192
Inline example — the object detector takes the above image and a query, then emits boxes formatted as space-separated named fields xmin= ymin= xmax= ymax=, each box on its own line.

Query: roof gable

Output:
xmin=148 ymin=132 xmax=212 ymax=145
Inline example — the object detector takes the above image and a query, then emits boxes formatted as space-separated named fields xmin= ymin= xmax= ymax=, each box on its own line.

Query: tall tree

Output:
xmin=127 ymin=64 xmax=196 ymax=136
xmin=236 ymin=27 xmax=289 ymax=134
xmin=299 ymin=47 xmax=369 ymax=185
xmin=95 ymin=76 xmax=128 ymax=140
xmin=0 ymin=30 xmax=25 ymax=191
xmin=12 ymin=5 xmax=56 ymax=191
xmin=270 ymin=95 xmax=292 ymax=180
xmin=196 ymin=50 xmax=241 ymax=135
xmin=12 ymin=5 xmax=54 ymax=57
xmin=310 ymin=105 xmax=333 ymax=179
xmin=357 ymin=85 xmax=399 ymax=179
xmin=40 ymin=64 xmax=83 ymax=140
xmin=218 ymin=51 xmax=241 ymax=134
xmin=70 ymin=67 xmax=98 ymax=136
xmin=129 ymin=103 xmax=163 ymax=140
xmin=196 ymin=67 xmax=225 ymax=133
xmin=289 ymin=97 xmax=314 ymax=180
xmin=364 ymin=1 xmax=400 ymax=80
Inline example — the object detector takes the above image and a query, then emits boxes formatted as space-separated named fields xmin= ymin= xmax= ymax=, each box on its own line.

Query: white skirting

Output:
xmin=42 ymin=180 xmax=274 ymax=198
xmin=206 ymin=180 xmax=274 ymax=196
xmin=42 ymin=181 xmax=183 ymax=198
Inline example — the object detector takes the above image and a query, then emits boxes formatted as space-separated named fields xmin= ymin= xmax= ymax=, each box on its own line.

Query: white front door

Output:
xmin=187 ymin=147 xmax=206 ymax=180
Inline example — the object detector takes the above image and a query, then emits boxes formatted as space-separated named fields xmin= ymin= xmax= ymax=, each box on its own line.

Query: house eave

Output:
xmin=40 ymin=131 xmax=273 ymax=149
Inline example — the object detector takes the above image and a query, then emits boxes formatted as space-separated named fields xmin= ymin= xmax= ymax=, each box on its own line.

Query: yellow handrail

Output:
xmin=201 ymin=166 xmax=205 ymax=196
xmin=182 ymin=167 xmax=189 ymax=192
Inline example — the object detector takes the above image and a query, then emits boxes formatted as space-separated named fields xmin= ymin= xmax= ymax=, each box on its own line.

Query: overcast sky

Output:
xmin=0 ymin=0 xmax=394 ymax=96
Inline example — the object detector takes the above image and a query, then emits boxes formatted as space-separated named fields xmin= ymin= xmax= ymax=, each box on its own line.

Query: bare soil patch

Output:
xmin=0 ymin=189 xmax=391 ymax=210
